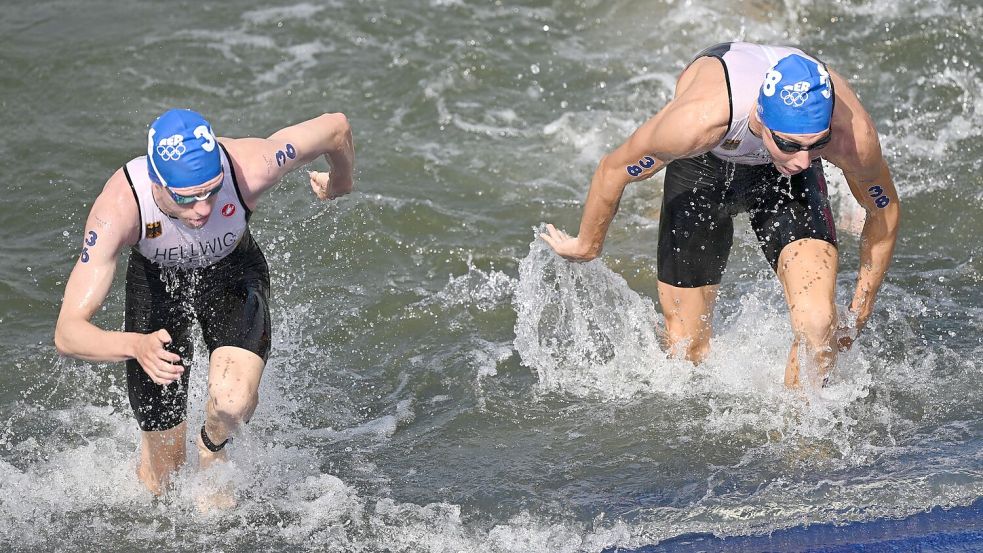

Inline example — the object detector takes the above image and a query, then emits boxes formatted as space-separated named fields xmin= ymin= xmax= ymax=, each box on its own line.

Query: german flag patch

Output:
xmin=145 ymin=221 xmax=163 ymax=239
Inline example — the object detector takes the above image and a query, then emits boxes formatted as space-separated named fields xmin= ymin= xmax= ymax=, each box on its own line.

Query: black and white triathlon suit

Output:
xmin=658 ymin=42 xmax=838 ymax=288
xmin=122 ymin=144 xmax=271 ymax=432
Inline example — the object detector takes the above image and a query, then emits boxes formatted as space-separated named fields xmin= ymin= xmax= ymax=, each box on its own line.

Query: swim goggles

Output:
xmin=770 ymin=130 xmax=832 ymax=153
xmin=166 ymin=179 xmax=223 ymax=205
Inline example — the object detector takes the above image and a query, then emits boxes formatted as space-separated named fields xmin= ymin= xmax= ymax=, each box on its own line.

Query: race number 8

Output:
xmin=626 ymin=156 xmax=655 ymax=177
xmin=762 ymin=70 xmax=783 ymax=96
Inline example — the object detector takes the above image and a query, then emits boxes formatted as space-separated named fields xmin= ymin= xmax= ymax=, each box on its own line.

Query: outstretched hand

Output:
xmin=539 ymin=224 xmax=596 ymax=262
xmin=309 ymin=170 xmax=352 ymax=201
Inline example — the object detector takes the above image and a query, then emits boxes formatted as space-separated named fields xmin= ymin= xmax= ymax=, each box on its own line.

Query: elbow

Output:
xmin=53 ymin=317 xmax=83 ymax=358
xmin=597 ymin=155 xmax=633 ymax=189
xmin=321 ymin=112 xmax=352 ymax=148
xmin=54 ymin=324 xmax=71 ymax=357
xmin=597 ymin=154 xmax=617 ymax=178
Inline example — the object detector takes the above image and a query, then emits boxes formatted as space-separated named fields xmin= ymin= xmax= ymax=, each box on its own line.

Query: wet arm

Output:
xmin=228 ymin=112 xmax=355 ymax=205
xmin=556 ymin=99 xmax=721 ymax=260
xmin=54 ymin=186 xmax=140 ymax=361
xmin=840 ymin=155 xmax=900 ymax=330
xmin=828 ymin=69 xmax=901 ymax=330
xmin=54 ymin=247 xmax=137 ymax=361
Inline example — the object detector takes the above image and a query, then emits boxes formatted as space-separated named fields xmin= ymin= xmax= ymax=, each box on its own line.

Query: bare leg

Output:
xmin=657 ymin=281 xmax=720 ymax=363
xmin=136 ymin=421 xmax=187 ymax=495
xmin=195 ymin=346 xmax=264 ymax=510
xmin=776 ymin=239 xmax=838 ymax=389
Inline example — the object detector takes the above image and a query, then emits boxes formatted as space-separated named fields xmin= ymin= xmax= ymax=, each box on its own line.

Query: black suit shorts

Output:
xmin=123 ymin=230 xmax=271 ymax=432
xmin=658 ymin=152 xmax=838 ymax=288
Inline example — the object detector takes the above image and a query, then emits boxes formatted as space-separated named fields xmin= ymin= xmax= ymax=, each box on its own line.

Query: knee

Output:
xmin=209 ymin=388 xmax=258 ymax=427
xmin=684 ymin=339 xmax=710 ymax=364
xmin=663 ymin=328 xmax=711 ymax=363
xmin=792 ymin=303 xmax=836 ymax=346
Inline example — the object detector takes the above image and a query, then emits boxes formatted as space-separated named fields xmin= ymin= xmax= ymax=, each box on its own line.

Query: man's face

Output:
xmin=154 ymin=171 xmax=224 ymax=229
xmin=764 ymin=128 xmax=831 ymax=176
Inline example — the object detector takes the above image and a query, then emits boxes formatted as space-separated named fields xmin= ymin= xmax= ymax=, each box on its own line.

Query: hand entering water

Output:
xmin=834 ymin=305 xmax=860 ymax=352
xmin=539 ymin=223 xmax=596 ymax=262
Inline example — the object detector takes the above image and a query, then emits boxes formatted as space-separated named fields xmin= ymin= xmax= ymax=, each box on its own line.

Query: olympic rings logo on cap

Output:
xmin=156 ymin=134 xmax=187 ymax=161
xmin=780 ymin=81 xmax=811 ymax=107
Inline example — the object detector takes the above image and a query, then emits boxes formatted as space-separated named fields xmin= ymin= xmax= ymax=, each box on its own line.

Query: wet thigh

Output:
xmin=198 ymin=278 xmax=272 ymax=362
xmin=776 ymin=238 xmax=838 ymax=335
xmin=657 ymin=280 xmax=720 ymax=343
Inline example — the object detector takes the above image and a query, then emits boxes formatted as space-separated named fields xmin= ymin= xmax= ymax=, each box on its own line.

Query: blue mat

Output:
xmin=605 ymin=497 xmax=983 ymax=552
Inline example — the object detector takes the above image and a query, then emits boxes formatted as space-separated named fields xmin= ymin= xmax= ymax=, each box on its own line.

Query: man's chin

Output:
xmin=775 ymin=164 xmax=802 ymax=176
xmin=184 ymin=217 xmax=209 ymax=229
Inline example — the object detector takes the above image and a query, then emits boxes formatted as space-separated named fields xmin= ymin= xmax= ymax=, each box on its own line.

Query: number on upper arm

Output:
xmin=275 ymin=143 xmax=297 ymax=167
xmin=626 ymin=156 xmax=655 ymax=177
xmin=80 ymin=230 xmax=99 ymax=263
xmin=867 ymin=185 xmax=891 ymax=209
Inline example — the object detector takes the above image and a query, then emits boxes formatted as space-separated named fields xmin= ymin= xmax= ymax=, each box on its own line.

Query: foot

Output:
xmin=195 ymin=482 xmax=237 ymax=513
xmin=136 ymin=461 xmax=165 ymax=496
xmin=195 ymin=431 xmax=236 ymax=512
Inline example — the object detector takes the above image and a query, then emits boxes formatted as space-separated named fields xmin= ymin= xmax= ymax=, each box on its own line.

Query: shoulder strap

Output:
xmin=219 ymin=142 xmax=252 ymax=222
xmin=121 ymin=163 xmax=145 ymax=240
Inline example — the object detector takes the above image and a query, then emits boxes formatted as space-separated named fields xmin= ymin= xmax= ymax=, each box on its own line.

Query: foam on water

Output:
xmin=240 ymin=2 xmax=329 ymax=24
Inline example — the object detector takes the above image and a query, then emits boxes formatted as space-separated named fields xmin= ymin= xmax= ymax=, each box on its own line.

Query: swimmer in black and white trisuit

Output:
xmin=55 ymin=109 xmax=354 ymax=501
xmin=542 ymin=42 xmax=900 ymax=388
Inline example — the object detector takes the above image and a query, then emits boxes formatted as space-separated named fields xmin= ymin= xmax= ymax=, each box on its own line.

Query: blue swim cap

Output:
xmin=756 ymin=54 xmax=833 ymax=134
xmin=146 ymin=109 xmax=221 ymax=188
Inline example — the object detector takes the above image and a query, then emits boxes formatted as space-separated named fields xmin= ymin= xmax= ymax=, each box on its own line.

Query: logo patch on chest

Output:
xmin=145 ymin=221 xmax=163 ymax=239
xmin=221 ymin=203 xmax=236 ymax=217
xmin=721 ymin=139 xmax=742 ymax=150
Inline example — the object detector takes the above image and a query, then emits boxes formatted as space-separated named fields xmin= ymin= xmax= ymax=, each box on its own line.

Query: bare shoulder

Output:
xmin=218 ymin=136 xmax=271 ymax=178
xmin=671 ymin=56 xmax=730 ymax=127
xmin=218 ymin=136 xmax=270 ymax=166
xmin=635 ymin=56 xmax=730 ymax=157
xmin=676 ymin=56 xmax=725 ymax=96
xmin=214 ymin=137 xmax=274 ymax=208
xmin=87 ymin=167 xmax=141 ymax=247
xmin=825 ymin=69 xmax=885 ymax=173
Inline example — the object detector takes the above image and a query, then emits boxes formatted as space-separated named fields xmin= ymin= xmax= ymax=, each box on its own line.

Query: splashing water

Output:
xmin=513 ymin=227 xmax=665 ymax=398
xmin=512 ymin=226 xmax=880 ymax=458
